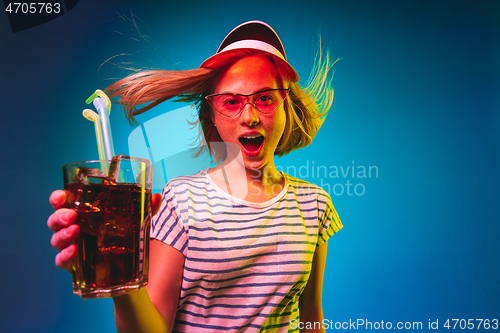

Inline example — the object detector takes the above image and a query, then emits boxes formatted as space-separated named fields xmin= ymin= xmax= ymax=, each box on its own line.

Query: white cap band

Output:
xmin=219 ymin=39 xmax=287 ymax=62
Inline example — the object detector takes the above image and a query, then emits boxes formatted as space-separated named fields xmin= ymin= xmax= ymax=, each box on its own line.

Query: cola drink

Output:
xmin=63 ymin=156 xmax=152 ymax=298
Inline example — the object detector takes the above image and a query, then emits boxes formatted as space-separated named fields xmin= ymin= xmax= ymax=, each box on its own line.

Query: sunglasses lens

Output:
xmin=252 ymin=90 xmax=287 ymax=114
xmin=208 ymin=95 xmax=246 ymax=117
xmin=207 ymin=89 xmax=288 ymax=117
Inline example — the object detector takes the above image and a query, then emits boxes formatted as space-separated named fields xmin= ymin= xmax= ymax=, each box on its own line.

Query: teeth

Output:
xmin=241 ymin=134 xmax=262 ymax=139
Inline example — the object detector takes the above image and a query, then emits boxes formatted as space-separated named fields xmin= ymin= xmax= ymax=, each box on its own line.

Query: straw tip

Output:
xmin=85 ymin=92 xmax=98 ymax=104
xmin=82 ymin=109 xmax=99 ymax=121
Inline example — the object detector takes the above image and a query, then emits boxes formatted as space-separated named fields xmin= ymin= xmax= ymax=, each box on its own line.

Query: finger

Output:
xmin=151 ymin=193 xmax=162 ymax=216
xmin=55 ymin=243 xmax=78 ymax=272
xmin=49 ymin=190 xmax=69 ymax=210
xmin=51 ymin=224 xmax=80 ymax=251
xmin=47 ymin=208 xmax=77 ymax=232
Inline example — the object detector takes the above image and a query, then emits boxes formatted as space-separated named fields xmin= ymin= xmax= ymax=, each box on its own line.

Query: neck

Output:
xmin=245 ymin=163 xmax=282 ymax=186
xmin=209 ymin=152 xmax=285 ymax=202
xmin=216 ymin=151 xmax=282 ymax=186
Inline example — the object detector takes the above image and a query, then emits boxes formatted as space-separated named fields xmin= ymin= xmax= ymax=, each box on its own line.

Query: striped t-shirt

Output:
xmin=151 ymin=169 xmax=342 ymax=332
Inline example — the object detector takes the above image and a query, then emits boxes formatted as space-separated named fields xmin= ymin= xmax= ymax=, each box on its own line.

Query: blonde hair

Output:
xmin=105 ymin=47 xmax=337 ymax=163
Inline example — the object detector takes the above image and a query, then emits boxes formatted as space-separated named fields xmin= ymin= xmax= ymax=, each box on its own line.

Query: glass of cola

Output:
xmin=62 ymin=155 xmax=152 ymax=298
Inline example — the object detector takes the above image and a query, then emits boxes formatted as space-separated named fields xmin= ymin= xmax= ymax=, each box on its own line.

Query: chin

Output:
xmin=243 ymin=155 xmax=271 ymax=172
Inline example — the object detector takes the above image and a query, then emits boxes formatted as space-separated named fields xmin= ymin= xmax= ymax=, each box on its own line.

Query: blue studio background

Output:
xmin=1 ymin=0 xmax=498 ymax=332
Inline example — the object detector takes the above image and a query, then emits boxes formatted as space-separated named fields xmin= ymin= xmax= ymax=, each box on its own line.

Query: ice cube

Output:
xmin=107 ymin=155 xmax=123 ymax=183
xmin=94 ymin=258 xmax=110 ymax=287
xmin=97 ymin=219 xmax=134 ymax=253
xmin=76 ymin=166 xmax=108 ymax=184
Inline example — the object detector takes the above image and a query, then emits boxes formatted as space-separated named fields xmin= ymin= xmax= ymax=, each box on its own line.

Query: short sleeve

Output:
xmin=317 ymin=194 xmax=343 ymax=246
xmin=150 ymin=183 xmax=188 ymax=256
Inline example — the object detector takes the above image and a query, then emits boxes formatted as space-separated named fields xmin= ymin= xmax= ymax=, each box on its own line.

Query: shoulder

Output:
xmin=161 ymin=169 xmax=211 ymax=195
xmin=284 ymin=173 xmax=332 ymax=203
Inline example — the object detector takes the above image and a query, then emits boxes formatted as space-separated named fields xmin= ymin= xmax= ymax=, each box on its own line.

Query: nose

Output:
xmin=240 ymin=102 xmax=259 ymax=126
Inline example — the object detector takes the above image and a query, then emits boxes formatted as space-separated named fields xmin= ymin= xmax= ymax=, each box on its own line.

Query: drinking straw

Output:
xmin=82 ymin=109 xmax=107 ymax=173
xmin=86 ymin=90 xmax=115 ymax=160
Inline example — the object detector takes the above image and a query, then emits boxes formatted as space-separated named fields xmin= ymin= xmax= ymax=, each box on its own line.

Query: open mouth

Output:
xmin=239 ymin=134 xmax=264 ymax=152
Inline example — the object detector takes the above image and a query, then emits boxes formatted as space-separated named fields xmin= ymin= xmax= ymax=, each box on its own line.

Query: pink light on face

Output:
xmin=210 ymin=54 xmax=287 ymax=172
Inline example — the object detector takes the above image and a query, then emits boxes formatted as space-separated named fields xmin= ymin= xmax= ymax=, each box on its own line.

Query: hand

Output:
xmin=47 ymin=190 xmax=163 ymax=273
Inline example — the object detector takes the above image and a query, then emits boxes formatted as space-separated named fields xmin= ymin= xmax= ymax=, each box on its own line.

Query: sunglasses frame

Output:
xmin=205 ymin=88 xmax=290 ymax=118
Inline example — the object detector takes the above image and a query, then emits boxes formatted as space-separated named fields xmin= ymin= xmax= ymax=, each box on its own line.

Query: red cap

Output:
xmin=200 ymin=21 xmax=299 ymax=82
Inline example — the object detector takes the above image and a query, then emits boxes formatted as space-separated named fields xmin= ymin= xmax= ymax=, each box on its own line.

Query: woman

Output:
xmin=48 ymin=21 xmax=342 ymax=332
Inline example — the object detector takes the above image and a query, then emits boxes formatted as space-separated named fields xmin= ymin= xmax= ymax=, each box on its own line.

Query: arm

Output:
xmin=113 ymin=239 xmax=185 ymax=333
xmin=299 ymin=240 xmax=328 ymax=333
